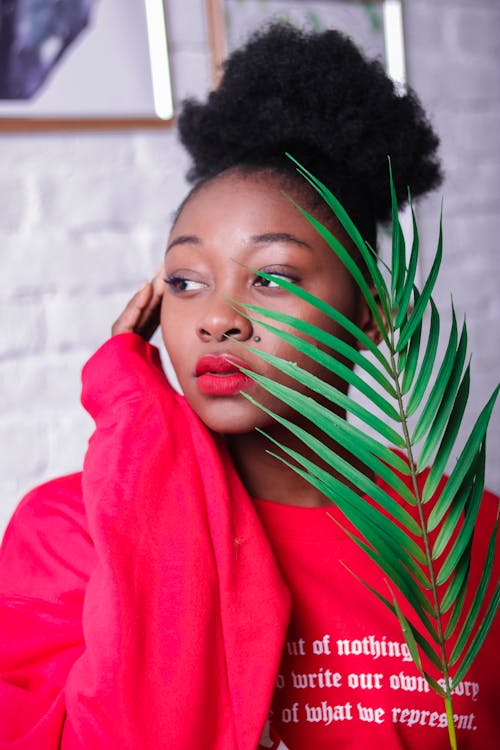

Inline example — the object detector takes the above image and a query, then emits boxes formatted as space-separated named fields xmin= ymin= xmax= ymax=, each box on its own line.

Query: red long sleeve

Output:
xmin=0 ymin=473 xmax=92 ymax=746
xmin=0 ymin=334 xmax=290 ymax=749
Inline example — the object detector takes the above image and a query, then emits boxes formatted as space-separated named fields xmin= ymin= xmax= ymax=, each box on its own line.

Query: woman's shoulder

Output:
xmin=13 ymin=471 xmax=84 ymax=512
xmin=0 ymin=472 xmax=95 ymax=600
xmin=5 ymin=472 xmax=86 ymax=533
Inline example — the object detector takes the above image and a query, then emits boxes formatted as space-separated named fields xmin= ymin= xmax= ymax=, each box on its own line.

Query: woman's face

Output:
xmin=161 ymin=171 xmax=373 ymax=434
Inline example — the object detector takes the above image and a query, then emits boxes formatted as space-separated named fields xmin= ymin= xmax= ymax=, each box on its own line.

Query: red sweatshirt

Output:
xmin=0 ymin=333 xmax=498 ymax=748
xmin=254 ymin=493 xmax=500 ymax=749
xmin=0 ymin=334 xmax=290 ymax=749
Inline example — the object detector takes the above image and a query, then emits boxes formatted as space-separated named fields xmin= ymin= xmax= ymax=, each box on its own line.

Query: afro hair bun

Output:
xmin=178 ymin=23 xmax=442 ymax=226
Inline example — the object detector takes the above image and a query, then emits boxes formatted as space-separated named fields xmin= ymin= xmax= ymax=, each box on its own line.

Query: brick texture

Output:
xmin=403 ymin=0 xmax=500 ymax=492
xmin=0 ymin=0 xmax=498 ymax=533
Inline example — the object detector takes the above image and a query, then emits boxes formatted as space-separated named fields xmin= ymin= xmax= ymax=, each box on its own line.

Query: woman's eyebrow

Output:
xmin=166 ymin=235 xmax=201 ymax=253
xmin=250 ymin=232 xmax=312 ymax=249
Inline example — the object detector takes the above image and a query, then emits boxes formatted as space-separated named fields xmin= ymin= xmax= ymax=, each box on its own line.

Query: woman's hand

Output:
xmin=111 ymin=266 xmax=165 ymax=341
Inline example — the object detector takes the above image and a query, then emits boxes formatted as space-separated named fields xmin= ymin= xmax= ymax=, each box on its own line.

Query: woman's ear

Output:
xmin=356 ymin=288 xmax=385 ymax=349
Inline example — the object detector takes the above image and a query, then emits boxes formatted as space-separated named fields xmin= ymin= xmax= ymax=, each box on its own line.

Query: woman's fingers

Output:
xmin=112 ymin=282 xmax=153 ymax=336
xmin=134 ymin=266 xmax=165 ymax=341
xmin=112 ymin=266 xmax=165 ymax=340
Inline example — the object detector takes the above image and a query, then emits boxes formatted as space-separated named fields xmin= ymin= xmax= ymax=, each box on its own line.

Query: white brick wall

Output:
xmin=0 ymin=0 xmax=211 ymax=532
xmin=0 ymin=0 xmax=498 ymax=534
xmin=404 ymin=0 xmax=500 ymax=493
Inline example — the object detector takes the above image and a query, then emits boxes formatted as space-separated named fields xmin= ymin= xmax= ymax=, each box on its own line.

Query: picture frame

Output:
xmin=205 ymin=0 xmax=405 ymax=89
xmin=0 ymin=0 xmax=174 ymax=132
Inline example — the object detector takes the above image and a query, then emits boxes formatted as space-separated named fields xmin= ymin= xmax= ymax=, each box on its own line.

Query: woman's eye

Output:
xmin=254 ymin=271 xmax=298 ymax=288
xmin=164 ymin=276 xmax=205 ymax=293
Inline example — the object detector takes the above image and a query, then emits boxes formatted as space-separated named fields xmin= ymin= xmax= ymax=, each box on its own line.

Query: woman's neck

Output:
xmin=226 ymin=420 xmax=374 ymax=508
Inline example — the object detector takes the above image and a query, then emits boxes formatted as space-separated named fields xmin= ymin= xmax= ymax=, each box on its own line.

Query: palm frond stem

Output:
xmin=387 ymin=335 xmax=457 ymax=737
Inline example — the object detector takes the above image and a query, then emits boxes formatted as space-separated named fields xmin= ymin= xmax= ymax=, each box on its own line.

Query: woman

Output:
xmin=0 ymin=24 xmax=497 ymax=749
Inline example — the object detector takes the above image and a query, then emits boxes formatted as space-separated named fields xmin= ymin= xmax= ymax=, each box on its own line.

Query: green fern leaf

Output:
xmin=239 ymin=303 xmax=397 ymax=395
xmin=427 ymin=387 xmax=499 ymax=524
xmin=400 ymin=303 xmax=421 ymax=393
xmin=422 ymin=365 xmax=470 ymax=501
xmin=395 ymin=200 xmax=419 ymax=327
xmin=451 ymin=580 xmax=500 ymax=687
xmin=449 ymin=519 xmax=499 ymax=666
xmin=405 ymin=299 xmax=440 ymax=416
xmin=397 ymin=212 xmax=443 ymax=352
xmin=412 ymin=309 xmax=460 ymax=446
xmin=239 ymin=157 xmax=499 ymax=750
xmin=341 ymin=562 xmax=443 ymax=673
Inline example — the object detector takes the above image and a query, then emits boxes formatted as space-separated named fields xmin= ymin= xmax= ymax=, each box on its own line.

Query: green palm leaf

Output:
xmin=449 ymin=519 xmax=499 ymax=667
xmin=431 ymin=451 xmax=479 ymax=562
xmin=243 ymin=371 xmax=416 ymax=502
xmin=395 ymin=199 xmax=419 ymax=327
xmin=341 ymin=562 xmax=443 ymax=674
xmin=246 ymin=328 xmax=402 ymax=419
xmin=405 ymin=298 xmax=440 ymax=416
xmin=397 ymin=212 xmax=443 ymax=352
xmin=238 ymin=303 xmax=397 ymax=395
xmin=240 ymin=271 xmax=391 ymax=370
xmin=445 ymin=572 xmax=470 ymax=640
xmin=399 ymin=293 xmax=421 ymax=394
xmin=422 ymin=365 xmax=471 ymax=502
xmin=236 ymin=157 xmax=499 ymax=750
xmin=239 ymin=346 xmax=403 ymax=447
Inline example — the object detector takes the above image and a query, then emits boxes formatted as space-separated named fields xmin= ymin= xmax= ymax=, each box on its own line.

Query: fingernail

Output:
xmin=138 ymin=280 xmax=149 ymax=290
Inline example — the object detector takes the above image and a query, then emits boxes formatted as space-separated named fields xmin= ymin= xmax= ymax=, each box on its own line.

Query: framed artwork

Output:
xmin=0 ymin=0 xmax=174 ymax=131
xmin=206 ymin=0 xmax=405 ymax=89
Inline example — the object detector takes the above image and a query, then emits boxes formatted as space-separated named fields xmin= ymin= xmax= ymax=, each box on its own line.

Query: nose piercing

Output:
xmin=253 ymin=335 xmax=261 ymax=343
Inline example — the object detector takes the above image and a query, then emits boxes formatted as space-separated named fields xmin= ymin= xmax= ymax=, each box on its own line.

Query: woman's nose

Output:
xmin=197 ymin=299 xmax=253 ymax=343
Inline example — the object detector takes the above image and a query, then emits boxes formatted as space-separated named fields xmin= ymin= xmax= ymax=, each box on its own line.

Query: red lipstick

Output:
xmin=195 ymin=355 xmax=253 ymax=396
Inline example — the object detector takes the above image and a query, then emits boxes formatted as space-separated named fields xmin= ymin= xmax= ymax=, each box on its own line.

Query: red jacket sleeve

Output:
xmin=1 ymin=334 xmax=290 ymax=749
xmin=0 ymin=473 xmax=93 ymax=746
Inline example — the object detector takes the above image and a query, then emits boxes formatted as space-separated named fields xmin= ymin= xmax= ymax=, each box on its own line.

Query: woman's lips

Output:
xmin=195 ymin=355 xmax=253 ymax=396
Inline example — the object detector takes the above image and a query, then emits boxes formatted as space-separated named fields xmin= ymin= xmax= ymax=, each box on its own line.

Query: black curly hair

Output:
xmin=177 ymin=23 xmax=442 ymax=247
